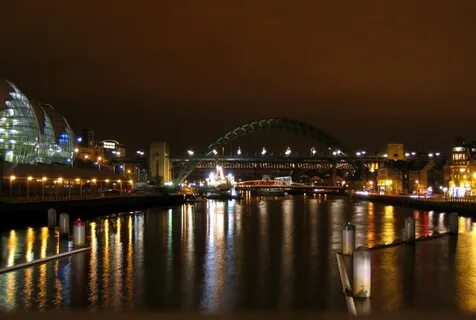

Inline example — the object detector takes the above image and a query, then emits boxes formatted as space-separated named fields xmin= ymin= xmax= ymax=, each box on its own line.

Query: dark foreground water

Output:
xmin=0 ymin=194 xmax=475 ymax=313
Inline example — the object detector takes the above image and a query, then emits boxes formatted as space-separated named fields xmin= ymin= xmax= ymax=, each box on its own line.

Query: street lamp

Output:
xmin=311 ymin=147 xmax=316 ymax=156
xmin=9 ymin=175 xmax=15 ymax=197
xmin=41 ymin=177 xmax=47 ymax=200
xmin=27 ymin=176 xmax=33 ymax=200
xmin=75 ymin=178 xmax=82 ymax=198
xmin=261 ymin=147 xmax=267 ymax=156
xmin=285 ymin=147 xmax=291 ymax=156
xmin=56 ymin=177 xmax=63 ymax=199
xmin=97 ymin=156 xmax=102 ymax=170
xmin=237 ymin=147 xmax=242 ymax=156
xmin=117 ymin=179 xmax=122 ymax=196
xmin=187 ymin=150 xmax=194 ymax=156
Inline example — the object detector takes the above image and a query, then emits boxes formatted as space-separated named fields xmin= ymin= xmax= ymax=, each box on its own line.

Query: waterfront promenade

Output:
xmin=0 ymin=193 xmax=184 ymax=226
xmin=352 ymin=192 xmax=476 ymax=215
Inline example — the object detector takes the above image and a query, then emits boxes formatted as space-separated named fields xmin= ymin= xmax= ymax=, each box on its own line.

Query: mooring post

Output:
xmin=353 ymin=247 xmax=371 ymax=298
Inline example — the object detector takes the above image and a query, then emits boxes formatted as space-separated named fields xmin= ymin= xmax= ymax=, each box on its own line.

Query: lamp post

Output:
xmin=97 ymin=157 xmax=102 ymax=171
xmin=118 ymin=179 xmax=122 ymax=196
xmin=75 ymin=178 xmax=82 ymax=199
xmin=56 ymin=177 xmax=63 ymax=200
xmin=92 ymin=178 xmax=97 ymax=196
xmin=9 ymin=175 xmax=15 ymax=198
xmin=41 ymin=177 xmax=47 ymax=200
xmin=27 ymin=176 xmax=33 ymax=200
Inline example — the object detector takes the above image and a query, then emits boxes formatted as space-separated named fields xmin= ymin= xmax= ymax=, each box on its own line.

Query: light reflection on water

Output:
xmin=0 ymin=196 xmax=476 ymax=313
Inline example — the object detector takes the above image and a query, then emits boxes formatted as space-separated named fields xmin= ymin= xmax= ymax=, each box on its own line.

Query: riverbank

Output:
xmin=352 ymin=192 xmax=476 ymax=215
xmin=0 ymin=194 xmax=185 ymax=226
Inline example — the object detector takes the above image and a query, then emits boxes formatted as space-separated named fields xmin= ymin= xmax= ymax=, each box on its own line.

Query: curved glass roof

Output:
xmin=0 ymin=79 xmax=75 ymax=164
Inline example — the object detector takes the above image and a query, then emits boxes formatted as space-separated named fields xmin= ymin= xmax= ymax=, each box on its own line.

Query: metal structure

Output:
xmin=173 ymin=118 xmax=345 ymax=184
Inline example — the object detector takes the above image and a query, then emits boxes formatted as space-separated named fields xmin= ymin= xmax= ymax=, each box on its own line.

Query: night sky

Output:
xmin=1 ymin=1 xmax=475 ymax=155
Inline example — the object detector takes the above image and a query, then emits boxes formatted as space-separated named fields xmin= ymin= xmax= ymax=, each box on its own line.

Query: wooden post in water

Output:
xmin=342 ymin=222 xmax=355 ymax=256
xmin=353 ymin=247 xmax=371 ymax=298
xmin=59 ymin=213 xmax=70 ymax=237
xmin=404 ymin=217 xmax=415 ymax=243
xmin=47 ymin=208 xmax=57 ymax=228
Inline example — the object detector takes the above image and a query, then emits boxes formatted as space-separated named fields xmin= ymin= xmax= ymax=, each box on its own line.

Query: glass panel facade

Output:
xmin=0 ymin=79 xmax=75 ymax=164
xmin=0 ymin=81 xmax=41 ymax=163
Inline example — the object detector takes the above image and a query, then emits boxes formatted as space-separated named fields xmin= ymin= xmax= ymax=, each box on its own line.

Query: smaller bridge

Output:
xmin=236 ymin=179 xmax=346 ymax=194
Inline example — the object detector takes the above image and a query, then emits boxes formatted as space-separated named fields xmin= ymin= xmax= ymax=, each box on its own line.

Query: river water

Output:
xmin=0 ymin=194 xmax=475 ymax=313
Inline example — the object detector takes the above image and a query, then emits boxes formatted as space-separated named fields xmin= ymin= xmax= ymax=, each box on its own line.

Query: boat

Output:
xmin=205 ymin=188 xmax=243 ymax=200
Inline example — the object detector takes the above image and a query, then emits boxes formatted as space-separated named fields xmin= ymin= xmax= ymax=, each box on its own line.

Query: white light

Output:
xmin=311 ymin=147 xmax=316 ymax=156
xmin=164 ymin=182 xmax=173 ymax=186
xmin=237 ymin=147 xmax=242 ymax=155
xmin=261 ymin=147 xmax=267 ymax=156
xmin=361 ymin=151 xmax=366 ymax=155
xmin=411 ymin=152 xmax=416 ymax=156
xmin=187 ymin=150 xmax=194 ymax=156
xmin=428 ymin=153 xmax=434 ymax=157
xmin=383 ymin=154 xmax=388 ymax=158
xmin=405 ymin=152 xmax=410 ymax=157
xmin=212 ymin=149 xmax=218 ymax=155
xmin=285 ymin=147 xmax=291 ymax=156
xmin=435 ymin=152 xmax=440 ymax=156
xmin=356 ymin=152 xmax=361 ymax=156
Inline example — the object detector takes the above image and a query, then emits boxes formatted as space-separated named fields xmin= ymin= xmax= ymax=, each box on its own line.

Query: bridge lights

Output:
xmin=187 ymin=150 xmax=194 ymax=156
xmin=212 ymin=149 xmax=218 ymax=155
xmin=311 ymin=147 xmax=316 ymax=156
xmin=261 ymin=147 xmax=267 ymax=156
xmin=332 ymin=149 xmax=342 ymax=156
xmin=285 ymin=147 xmax=291 ymax=156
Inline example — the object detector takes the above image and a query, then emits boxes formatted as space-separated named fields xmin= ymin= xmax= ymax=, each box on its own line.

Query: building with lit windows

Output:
xmin=0 ymin=79 xmax=75 ymax=165
xmin=448 ymin=140 xmax=476 ymax=197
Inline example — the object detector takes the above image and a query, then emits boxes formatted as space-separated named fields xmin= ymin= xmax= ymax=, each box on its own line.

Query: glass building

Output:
xmin=0 ymin=79 xmax=75 ymax=164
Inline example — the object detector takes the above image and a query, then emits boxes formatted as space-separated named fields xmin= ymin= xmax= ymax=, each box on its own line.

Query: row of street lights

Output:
xmin=5 ymin=175 xmax=133 ymax=200
xmin=187 ymin=146 xmax=329 ymax=157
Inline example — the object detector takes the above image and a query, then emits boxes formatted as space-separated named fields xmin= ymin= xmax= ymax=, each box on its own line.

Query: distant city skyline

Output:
xmin=1 ymin=1 xmax=475 ymax=153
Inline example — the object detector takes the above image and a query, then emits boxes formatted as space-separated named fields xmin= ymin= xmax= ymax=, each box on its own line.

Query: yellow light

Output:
xmin=97 ymin=156 xmax=102 ymax=161
xmin=127 ymin=169 xmax=131 ymax=174
xmin=117 ymin=179 xmax=122 ymax=183
xmin=74 ymin=148 xmax=79 ymax=153
xmin=27 ymin=176 xmax=33 ymax=181
xmin=128 ymin=180 xmax=133 ymax=184
xmin=473 ymin=172 xmax=476 ymax=179
xmin=42 ymin=176 xmax=47 ymax=181
xmin=9 ymin=175 xmax=16 ymax=181
xmin=84 ymin=155 xmax=89 ymax=159
xmin=57 ymin=177 xmax=63 ymax=183
xmin=92 ymin=178 xmax=97 ymax=183
xmin=75 ymin=178 xmax=80 ymax=183
xmin=105 ymin=179 xmax=110 ymax=183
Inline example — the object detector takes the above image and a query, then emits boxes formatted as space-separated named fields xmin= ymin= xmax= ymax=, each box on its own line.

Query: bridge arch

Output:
xmin=174 ymin=118 xmax=344 ymax=184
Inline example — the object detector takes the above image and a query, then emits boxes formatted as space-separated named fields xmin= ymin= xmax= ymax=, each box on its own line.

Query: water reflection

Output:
xmin=1 ymin=197 xmax=476 ymax=313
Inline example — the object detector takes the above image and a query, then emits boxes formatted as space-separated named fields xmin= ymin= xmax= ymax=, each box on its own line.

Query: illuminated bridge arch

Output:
xmin=174 ymin=118 xmax=345 ymax=184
